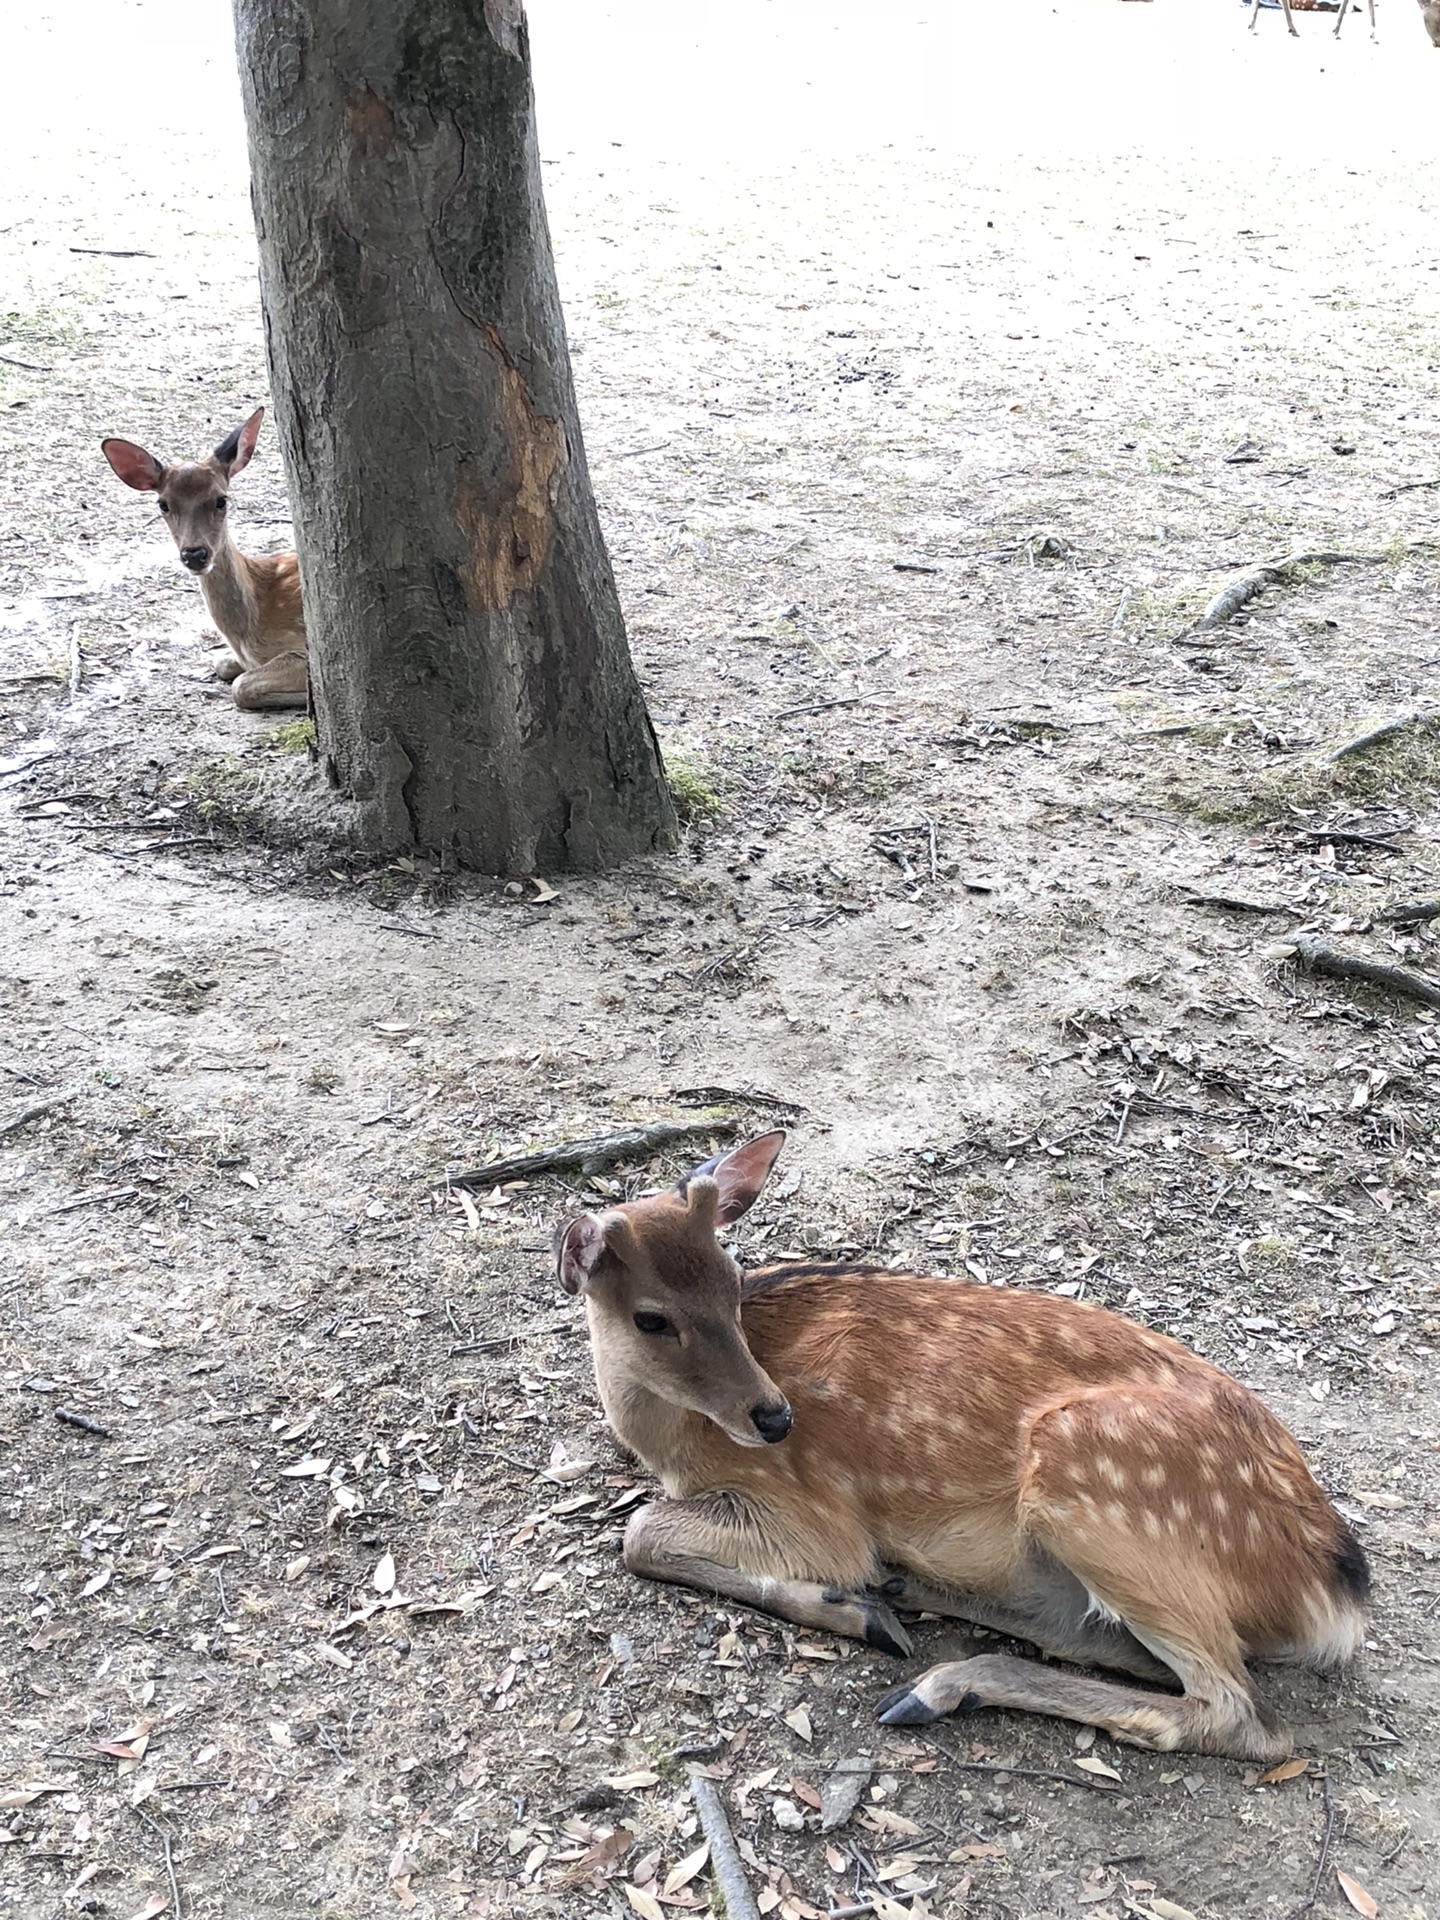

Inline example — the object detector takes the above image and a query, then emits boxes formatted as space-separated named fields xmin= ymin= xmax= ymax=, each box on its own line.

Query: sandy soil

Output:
xmin=3 ymin=3 xmax=1440 ymax=1917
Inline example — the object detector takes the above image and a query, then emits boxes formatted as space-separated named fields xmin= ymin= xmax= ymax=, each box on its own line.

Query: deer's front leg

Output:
xmin=624 ymin=1497 xmax=911 ymax=1656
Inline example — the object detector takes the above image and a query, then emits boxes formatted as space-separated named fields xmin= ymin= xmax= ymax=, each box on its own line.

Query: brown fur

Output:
xmin=558 ymin=1134 xmax=1369 ymax=1760
xmin=101 ymin=409 xmax=308 ymax=711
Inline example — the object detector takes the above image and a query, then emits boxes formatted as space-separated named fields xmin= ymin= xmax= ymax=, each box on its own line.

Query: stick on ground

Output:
xmin=1285 ymin=934 xmax=1440 ymax=1012
xmin=914 ymin=1728 xmax=1138 ymax=1795
xmin=670 ymin=1084 xmax=806 ymax=1114
xmin=1326 ymin=711 xmax=1439 ymax=763
xmin=0 ymin=1090 xmax=78 ymax=1140
xmin=1178 ymin=550 xmax=1389 ymax=641
xmin=689 ymin=1769 xmax=762 ymax=1920
xmin=1376 ymin=898 xmax=1440 ymax=927
xmin=437 ymin=1119 xmax=741 ymax=1191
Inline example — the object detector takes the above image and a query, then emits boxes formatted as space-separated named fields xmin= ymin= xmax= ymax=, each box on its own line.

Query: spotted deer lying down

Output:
xmin=101 ymin=408 xmax=308 ymax=712
xmin=557 ymin=1132 xmax=1369 ymax=1760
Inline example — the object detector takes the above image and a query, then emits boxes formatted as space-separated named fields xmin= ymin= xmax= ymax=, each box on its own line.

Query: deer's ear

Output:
xmin=704 ymin=1130 xmax=787 ymax=1227
xmin=557 ymin=1212 xmax=638 ymax=1293
xmin=556 ymin=1214 xmax=605 ymax=1295
xmin=101 ymin=438 xmax=164 ymax=491
xmin=214 ymin=407 xmax=265 ymax=477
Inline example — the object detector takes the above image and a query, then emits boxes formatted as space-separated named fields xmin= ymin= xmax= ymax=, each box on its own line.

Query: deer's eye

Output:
xmin=213 ymin=498 xmax=227 ymax=512
xmin=157 ymin=501 xmax=170 ymax=514
xmin=633 ymin=1312 xmax=670 ymax=1336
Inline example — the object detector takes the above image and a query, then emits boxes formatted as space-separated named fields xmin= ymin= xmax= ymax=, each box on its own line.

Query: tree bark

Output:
xmin=231 ymin=0 xmax=677 ymax=872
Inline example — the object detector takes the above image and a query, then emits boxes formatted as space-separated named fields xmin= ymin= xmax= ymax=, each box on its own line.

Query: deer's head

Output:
xmin=557 ymin=1131 xmax=792 ymax=1449
xmin=101 ymin=408 xmax=265 ymax=576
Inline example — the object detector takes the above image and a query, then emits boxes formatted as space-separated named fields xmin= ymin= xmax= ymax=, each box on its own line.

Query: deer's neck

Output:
xmin=197 ymin=539 xmax=261 ymax=661
xmin=587 ymin=1332 xmax=703 ymax=1496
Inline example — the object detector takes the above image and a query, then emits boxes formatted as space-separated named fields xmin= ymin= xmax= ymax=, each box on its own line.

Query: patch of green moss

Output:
xmin=662 ymin=748 xmax=723 ymax=825
xmin=266 ymin=718 xmax=317 ymax=753
xmin=1165 ymin=720 xmax=1440 ymax=826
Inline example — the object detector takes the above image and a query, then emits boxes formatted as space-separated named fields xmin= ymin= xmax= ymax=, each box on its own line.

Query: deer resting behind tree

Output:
xmin=102 ymin=408 xmax=308 ymax=712
xmin=557 ymin=1131 xmax=1369 ymax=1761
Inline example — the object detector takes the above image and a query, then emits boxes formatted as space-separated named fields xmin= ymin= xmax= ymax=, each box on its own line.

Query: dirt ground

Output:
xmin=3 ymin=3 xmax=1440 ymax=1918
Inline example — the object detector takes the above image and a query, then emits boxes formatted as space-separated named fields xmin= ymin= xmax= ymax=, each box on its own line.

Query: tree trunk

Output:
xmin=231 ymin=0 xmax=677 ymax=872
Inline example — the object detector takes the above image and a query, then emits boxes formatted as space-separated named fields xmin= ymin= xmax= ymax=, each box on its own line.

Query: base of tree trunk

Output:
xmin=233 ymin=0 xmax=678 ymax=874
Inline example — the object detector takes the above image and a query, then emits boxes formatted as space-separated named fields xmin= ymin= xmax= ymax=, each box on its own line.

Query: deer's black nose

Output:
xmin=180 ymin=547 xmax=210 ymax=572
xmin=751 ymin=1400 xmax=792 ymax=1444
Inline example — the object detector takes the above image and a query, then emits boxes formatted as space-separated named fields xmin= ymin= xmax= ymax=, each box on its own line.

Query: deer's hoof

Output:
xmin=875 ymin=1681 xmax=941 ymax=1726
xmin=860 ymin=1600 xmax=913 ymax=1660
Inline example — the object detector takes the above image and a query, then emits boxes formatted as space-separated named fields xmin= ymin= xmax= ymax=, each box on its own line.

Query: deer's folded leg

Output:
xmin=232 ymin=651 xmax=309 ymax=712
xmin=876 ymin=1650 xmax=1289 ymax=1761
xmin=625 ymin=1498 xmax=911 ymax=1655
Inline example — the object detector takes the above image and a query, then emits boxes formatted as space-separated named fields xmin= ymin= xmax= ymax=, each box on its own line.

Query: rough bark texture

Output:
xmin=231 ymin=0 xmax=677 ymax=871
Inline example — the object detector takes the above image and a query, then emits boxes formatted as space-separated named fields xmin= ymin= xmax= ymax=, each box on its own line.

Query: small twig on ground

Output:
xmin=0 ymin=1089 xmax=77 ymax=1139
xmin=1326 ymin=712 xmax=1439 ymax=763
xmin=68 ymin=634 xmax=82 ymax=699
xmin=827 ymin=1885 xmax=937 ymax=1919
xmin=893 ymin=560 xmax=938 ymax=574
xmin=0 ymin=351 xmax=53 ymax=372
xmin=670 ymin=1084 xmax=806 ymax=1114
xmin=1376 ymin=898 xmax=1440 ymax=926
xmin=1285 ymin=933 xmax=1440 ymax=1011
xmin=482 ymin=1448 xmax=543 ymax=1475
xmin=1284 ymin=1768 xmax=1335 ymax=1920
xmin=69 ymin=244 xmax=157 ymax=257
xmin=1380 ymin=477 xmax=1440 ymax=499
xmin=132 ymin=1802 xmax=183 ymax=1916
xmin=1111 ymin=585 xmax=1133 ymax=631
xmin=1182 ymin=892 xmax=1296 ymax=917
xmin=925 ymin=817 xmax=938 ymax=883
xmin=1296 ymin=826 xmax=1404 ymax=851
xmin=689 ymin=1768 xmax=762 ymax=1920
xmin=372 ymin=915 xmax=443 ymax=939
xmin=438 ymin=1118 xmax=740 ymax=1191
xmin=48 ymin=1186 xmax=139 ymax=1214
xmin=448 ymin=1336 xmax=519 ymax=1356
xmin=774 ymin=693 xmax=882 ymax=721
xmin=912 ymin=1728 xmax=1136 ymax=1795
xmin=54 ymin=1409 xmax=111 ymax=1438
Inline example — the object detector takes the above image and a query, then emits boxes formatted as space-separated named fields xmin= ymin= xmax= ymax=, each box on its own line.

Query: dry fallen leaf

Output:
xmin=124 ymin=1898 xmax=169 ymax=1920
xmin=605 ymin=1770 xmax=660 ymax=1791
xmin=1074 ymin=1755 xmax=1123 ymax=1783
xmin=80 ymin=1569 xmax=112 ymax=1599
xmin=782 ymin=1704 xmax=813 ymax=1742
xmin=1149 ymin=1900 xmax=1200 ymax=1920
xmin=543 ymin=1439 xmax=594 ymax=1484
xmin=562 ymin=1825 xmax=634 ymax=1887
xmin=530 ymin=877 xmax=560 ymax=904
xmin=373 ymin=1553 xmax=397 ymax=1594
xmin=1258 ymin=1758 xmax=1310 ymax=1785
xmin=864 ymin=1809 xmax=923 ymax=1838
xmin=664 ymin=1842 xmax=711 ymax=1895
xmin=621 ymin=1882 xmax=665 ymax=1920
xmin=1337 ymin=1871 xmax=1379 ymax=1919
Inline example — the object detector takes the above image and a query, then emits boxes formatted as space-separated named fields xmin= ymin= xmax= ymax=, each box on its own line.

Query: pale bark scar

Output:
xmin=482 ymin=0 xmax=525 ymax=58
xmin=344 ymin=87 xmax=396 ymax=157
xmin=455 ymin=327 xmax=568 ymax=611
